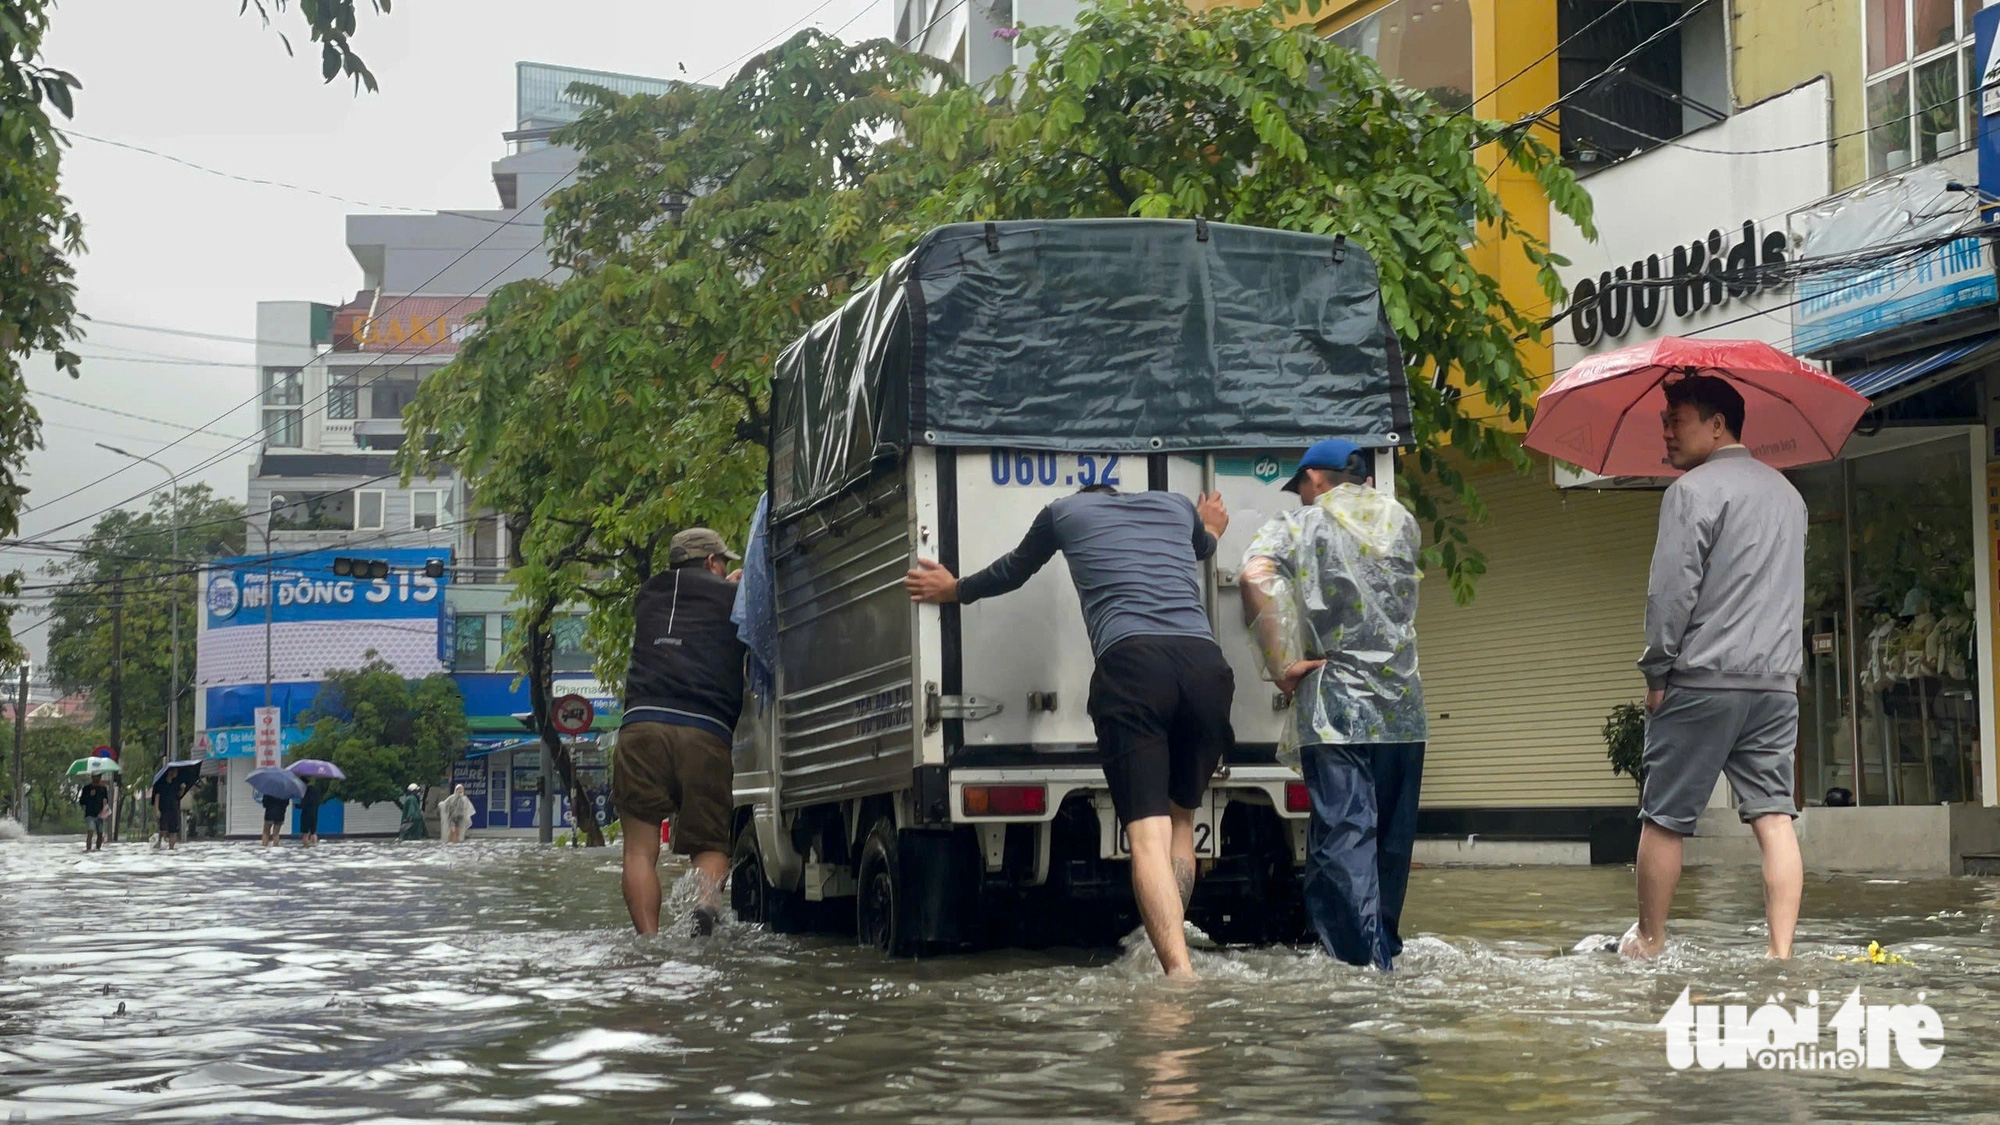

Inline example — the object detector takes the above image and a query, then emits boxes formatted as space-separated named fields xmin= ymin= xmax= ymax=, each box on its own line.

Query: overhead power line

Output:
xmin=17 ymin=162 xmax=581 ymax=534
xmin=73 ymin=352 xmax=261 ymax=369
xmin=65 ymin=131 xmax=539 ymax=227
xmin=694 ymin=0 xmax=862 ymax=84
xmin=31 ymin=391 xmax=258 ymax=445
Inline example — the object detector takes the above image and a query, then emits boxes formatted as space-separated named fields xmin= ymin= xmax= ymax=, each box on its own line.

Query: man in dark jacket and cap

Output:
xmin=615 ymin=527 xmax=746 ymax=936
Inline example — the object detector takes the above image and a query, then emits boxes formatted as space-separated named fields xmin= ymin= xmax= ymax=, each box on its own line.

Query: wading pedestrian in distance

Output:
xmin=440 ymin=784 xmax=474 ymax=843
xmin=79 ymin=777 xmax=109 ymax=852
xmin=261 ymin=793 xmax=289 ymax=847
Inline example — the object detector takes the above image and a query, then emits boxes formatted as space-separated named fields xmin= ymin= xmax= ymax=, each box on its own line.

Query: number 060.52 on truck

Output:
xmin=728 ymin=218 xmax=1410 ymax=954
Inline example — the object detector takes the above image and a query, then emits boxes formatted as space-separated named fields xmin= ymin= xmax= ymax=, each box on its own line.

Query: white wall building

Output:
xmin=216 ymin=63 xmax=674 ymax=837
xmin=898 ymin=0 xmax=1081 ymax=85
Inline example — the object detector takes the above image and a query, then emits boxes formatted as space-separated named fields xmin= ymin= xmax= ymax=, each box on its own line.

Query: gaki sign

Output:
xmin=205 ymin=548 xmax=450 ymax=629
xmin=1570 ymin=220 xmax=1790 ymax=348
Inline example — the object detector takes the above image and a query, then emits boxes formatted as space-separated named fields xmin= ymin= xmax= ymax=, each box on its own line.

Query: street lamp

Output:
xmin=96 ymin=445 xmax=181 ymax=762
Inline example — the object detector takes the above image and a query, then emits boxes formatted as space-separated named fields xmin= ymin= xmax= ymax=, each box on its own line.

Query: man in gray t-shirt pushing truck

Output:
xmin=906 ymin=484 xmax=1232 ymax=980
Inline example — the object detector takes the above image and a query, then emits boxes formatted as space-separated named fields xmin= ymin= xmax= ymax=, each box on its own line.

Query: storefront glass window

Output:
xmin=1791 ymin=431 xmax=1983 ymax=807
xmin=454 ymin=614 xmax=487 ymax=672
xmin=1850 ymin=436 xmax=1979 ymax=804
xmin=1867 ymin=0 xmax=1909 ymax=73
xmin=1863 ymin=0 xmax=1977 ymax=176
xmin=1795 ymin=462 xmax=1851 ymax=803
xmin=1328 ymin=0 xmax=1473 ymax=113
xmin=1867 ymin=71 xmax=1914 ymax=174
xmin=553 ymin=614 xmax=591 ymax=673
xmin=1914 ymin=53 xmax=1961 ymax=162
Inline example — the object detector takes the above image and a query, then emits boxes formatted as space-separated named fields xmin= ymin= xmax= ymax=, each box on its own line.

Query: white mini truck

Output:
xmin=729 ymin=218 xmax=1410 ymax=954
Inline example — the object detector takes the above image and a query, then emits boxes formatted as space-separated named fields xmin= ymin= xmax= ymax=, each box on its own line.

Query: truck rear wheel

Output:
xmin=856 ymin=818 xmax=917 ymax=956
xmin=731 ymin=824 xmax=808 ymax=934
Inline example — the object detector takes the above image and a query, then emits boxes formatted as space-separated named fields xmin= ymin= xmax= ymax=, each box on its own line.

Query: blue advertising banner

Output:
xmin=1792 ymin=236 xmax=1997 ymax=353
xmin=204 ymin=725 xmax=309 ymax=759
xmin=205 ymin=548 xmax=450 ymax=630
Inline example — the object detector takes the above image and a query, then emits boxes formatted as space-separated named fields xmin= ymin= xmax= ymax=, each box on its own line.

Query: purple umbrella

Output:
xmin=287 ymin=759 xmax=345 ymax=781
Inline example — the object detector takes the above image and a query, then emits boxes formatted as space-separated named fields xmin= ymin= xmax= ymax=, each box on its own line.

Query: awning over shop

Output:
xmin=1841 ymin=332 xmax=2000 ymax=401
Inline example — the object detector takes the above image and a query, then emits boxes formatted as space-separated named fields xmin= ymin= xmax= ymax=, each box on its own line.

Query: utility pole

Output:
xmin=12 ymin=665 xmax=27 ymax=828
xmin=257 ymin=518 xmax=273 ymax=707
xmin=109 ymin=592 xmax=123 ymax=841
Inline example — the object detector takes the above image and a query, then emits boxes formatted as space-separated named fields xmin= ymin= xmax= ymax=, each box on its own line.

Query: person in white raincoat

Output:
xmin=440 ymin=784 xmax=476 ymax=843
xmin=1240 ymin=439 xmax=1426 ymax=970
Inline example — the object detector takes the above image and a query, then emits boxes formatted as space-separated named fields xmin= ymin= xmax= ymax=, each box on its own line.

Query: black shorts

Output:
xmin=157 ymin=804 xmax=181 ymax=834
xmin=1088 ymin=635 xmax=1236 ymax=823
xmin=300 ymin=807 xmax=319 ymax=835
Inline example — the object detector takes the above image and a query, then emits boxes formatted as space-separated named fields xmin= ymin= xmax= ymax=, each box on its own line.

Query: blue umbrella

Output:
xmin=245 ymin=767 xmax=306 ymax=803
xmin=151 ymin=760 xmax=202 ymax=787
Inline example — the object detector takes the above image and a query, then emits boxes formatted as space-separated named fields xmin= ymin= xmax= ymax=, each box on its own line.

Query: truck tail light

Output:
xmin=1284 ymin=782 xmax=1309 ymax=813
xmin=962 ymin=784 xmax=1047 ymax=817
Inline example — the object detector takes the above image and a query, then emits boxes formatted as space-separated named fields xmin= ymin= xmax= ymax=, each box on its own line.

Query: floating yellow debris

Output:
xmin=1834 ymin=940 xmax=1912 ymax=965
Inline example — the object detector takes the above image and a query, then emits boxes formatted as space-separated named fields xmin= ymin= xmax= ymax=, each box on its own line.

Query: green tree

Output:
xmin=908 ymin=0 xmax=1595 ymax=601
xmin=12 ymin=718 xmax=96 ymax=830
xmin=402 ymin=34 xmax=963 ymax=843
xmin=238 ymin=0 xmax=391 ymax=91
xmin=292 ymin=656 xmax=467 ymax=807
xmin=44 ymin=486 xmax=245 ymax=772
xmin=0 ymin=0 xmax=85 ymax=668
xmin=0 ymin=0 xmax=383 ymax=666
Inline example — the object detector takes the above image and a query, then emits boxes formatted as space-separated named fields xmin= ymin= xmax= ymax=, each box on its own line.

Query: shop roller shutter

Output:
xmin=1414 ymin=460 xmax=1662 ymax=808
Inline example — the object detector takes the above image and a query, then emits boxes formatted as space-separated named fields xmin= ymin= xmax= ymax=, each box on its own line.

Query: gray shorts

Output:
xmin=84 ymin=815 xmax=105 ymax=834
xmin=1640 ymin=686 xmax=1799 ymax=835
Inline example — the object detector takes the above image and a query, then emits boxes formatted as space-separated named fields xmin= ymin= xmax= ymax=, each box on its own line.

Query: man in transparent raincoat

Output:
xmin=1240 ymin=439 xmax=1426 ymax=969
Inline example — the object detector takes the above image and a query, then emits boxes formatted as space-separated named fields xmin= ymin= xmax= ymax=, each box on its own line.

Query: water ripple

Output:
xmin=2 ymin=837 xmax=1996 ymax=1122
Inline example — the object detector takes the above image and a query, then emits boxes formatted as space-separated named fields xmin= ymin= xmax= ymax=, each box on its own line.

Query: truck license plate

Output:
xmin=1100 ymin=797 xmax=1220 ymax=860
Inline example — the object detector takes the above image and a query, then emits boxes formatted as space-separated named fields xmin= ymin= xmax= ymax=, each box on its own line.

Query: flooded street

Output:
xmin=2 ymin=836 xmax=1997 ymax=1123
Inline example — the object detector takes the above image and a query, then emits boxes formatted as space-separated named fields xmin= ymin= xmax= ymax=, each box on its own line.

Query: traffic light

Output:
xmin=423 ymin=559 xmax=445 ymax=580
xmin=332 ymin=557 xmax=391 ymax=580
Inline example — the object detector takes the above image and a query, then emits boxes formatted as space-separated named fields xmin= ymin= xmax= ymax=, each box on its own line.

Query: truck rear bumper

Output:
xmin=948 ymin=766 xmax=1306 ymax=826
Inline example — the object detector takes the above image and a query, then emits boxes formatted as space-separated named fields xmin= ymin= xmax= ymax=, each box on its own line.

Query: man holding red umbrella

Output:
xmin=1622 ymin=374 xmax=1807 ymax=960
xmin=1526 ymin=336 xmax=1867 ymax=960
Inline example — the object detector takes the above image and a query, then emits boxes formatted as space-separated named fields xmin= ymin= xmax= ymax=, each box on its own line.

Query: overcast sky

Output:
xmin=13 ymin=0 xmax=886 ymax=658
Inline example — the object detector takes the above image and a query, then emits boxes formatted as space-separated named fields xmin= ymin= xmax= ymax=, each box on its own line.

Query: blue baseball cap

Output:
xmin=1281 ymin=438 xmax=1365 ymax=493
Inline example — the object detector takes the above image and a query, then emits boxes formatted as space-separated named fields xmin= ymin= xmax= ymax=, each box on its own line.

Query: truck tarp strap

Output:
xmin=984 ymin=222 xmax=999 ymax=254
xmin=1194 ymin=216 xmax=1209 ymax=242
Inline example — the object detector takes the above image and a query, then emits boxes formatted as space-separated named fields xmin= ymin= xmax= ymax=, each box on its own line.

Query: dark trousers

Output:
xmin=1300 ymin=742 xmax=1425 ymax=969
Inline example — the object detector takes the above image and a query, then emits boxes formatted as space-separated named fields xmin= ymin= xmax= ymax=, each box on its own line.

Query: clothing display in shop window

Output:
xmin=1859 ymin=600 xmax=1976 ymax=692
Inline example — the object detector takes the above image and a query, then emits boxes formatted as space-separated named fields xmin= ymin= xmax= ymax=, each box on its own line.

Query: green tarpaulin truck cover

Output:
xmin=771 ymin=218 xmax=1410 ymax=518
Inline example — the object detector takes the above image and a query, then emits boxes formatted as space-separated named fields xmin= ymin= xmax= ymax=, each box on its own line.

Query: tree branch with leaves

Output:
xmin=905 ymin=0 xmax=1596 ymax=602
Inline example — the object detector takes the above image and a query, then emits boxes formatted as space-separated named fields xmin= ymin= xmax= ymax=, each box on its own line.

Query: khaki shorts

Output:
xmin=612 ymin=721 xmax=733 ymax=857
xmin=1640 ymin=686 xmax=1799 ymax=835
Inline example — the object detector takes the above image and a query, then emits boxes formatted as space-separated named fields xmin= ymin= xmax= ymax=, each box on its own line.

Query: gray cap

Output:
xmin=669 ymin=527 xmax=741 ymax=565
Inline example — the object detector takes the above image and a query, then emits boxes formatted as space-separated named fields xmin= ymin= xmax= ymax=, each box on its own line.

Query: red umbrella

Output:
xmin=1525 ymin=337 xmax=1871 ymax=478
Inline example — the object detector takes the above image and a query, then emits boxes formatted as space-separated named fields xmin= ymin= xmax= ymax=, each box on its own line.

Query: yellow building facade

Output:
xmin=1186 ymin=0 xmax=2000 ymax=865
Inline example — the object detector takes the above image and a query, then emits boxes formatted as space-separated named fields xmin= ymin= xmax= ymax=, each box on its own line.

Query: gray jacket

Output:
xmin=1639 ymin=446 xmax=1806 ymax=692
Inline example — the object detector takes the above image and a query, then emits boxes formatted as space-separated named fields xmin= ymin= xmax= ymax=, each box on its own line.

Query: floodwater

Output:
xmin=2 ymin=836 xmax=1997 ymax=1124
